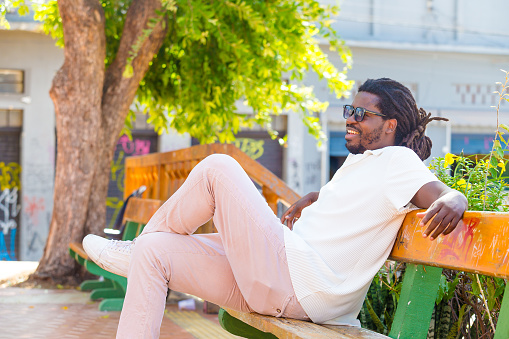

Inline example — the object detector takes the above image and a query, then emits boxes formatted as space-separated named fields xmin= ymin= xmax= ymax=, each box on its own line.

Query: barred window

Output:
xmin=0 ymin=109 xmax=23 ymax=127
xmin=0 ymin=70 xmax=24 ymax=94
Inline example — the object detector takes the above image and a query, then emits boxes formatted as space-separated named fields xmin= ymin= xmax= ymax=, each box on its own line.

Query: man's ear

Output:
xmin=385 ymin=119 xmax=397 ymax=134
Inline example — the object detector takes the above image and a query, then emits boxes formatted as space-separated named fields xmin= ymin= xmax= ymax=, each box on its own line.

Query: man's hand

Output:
xmin=281 ymin=192 xmax=319 ymax=230
xmin=411 ymin=181 xmax=468 ymax=240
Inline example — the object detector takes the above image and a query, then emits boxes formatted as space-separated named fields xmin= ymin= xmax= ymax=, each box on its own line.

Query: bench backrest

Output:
xmin=121 ymin=197 xmax=163 ymax=240
xmin=390 ymin=210 xmax=509 ymax=279
xmin=124 ymin=144 xmax=300 ymax=214
xmin=124 ymin=144 xmax=300 ymax=235
xmin=388 ymin=210 xmax=509 ymax=339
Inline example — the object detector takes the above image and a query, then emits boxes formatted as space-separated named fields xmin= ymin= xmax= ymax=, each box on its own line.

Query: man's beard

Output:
xmin=345 ymin=124 xmax=384 ymax=154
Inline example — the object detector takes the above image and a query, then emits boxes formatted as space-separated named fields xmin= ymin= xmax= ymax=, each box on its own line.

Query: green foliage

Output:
xmin=436 ymin=274 xmax=459 ymax=305
xmin=1 ymin=0 xmax=31 ymax=29
xmin=431 ymin=271 xmax=506 ymax=339
xmin=33 ymin=1 xmax=63 ymax=47
xmin=428 ymin=152 xmax=509 ymax=213
xmin=33 ymin=0 xmax=353 ymax=144
xmin=359 ymin=263 xmax=402 ymax=335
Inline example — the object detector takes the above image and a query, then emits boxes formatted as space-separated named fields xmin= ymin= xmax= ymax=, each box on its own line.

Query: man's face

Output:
xmin=345 ymin=92 xmax=396 ymax=154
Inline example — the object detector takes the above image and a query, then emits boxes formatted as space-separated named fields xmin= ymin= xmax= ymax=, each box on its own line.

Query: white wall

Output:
xmin=285 ymin=112 xmax=323 ymax=195
xmin=328 ymin=0 xmax=509 ymax=48
xmin=159 ymin=130 xmax=191 ymax=153
xmin=0 ymin=30 xmax=63 ymax=260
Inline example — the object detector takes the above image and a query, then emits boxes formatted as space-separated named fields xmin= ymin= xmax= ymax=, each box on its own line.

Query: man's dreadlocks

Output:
xmin=358 ymin=78 xmax=448 ymax=160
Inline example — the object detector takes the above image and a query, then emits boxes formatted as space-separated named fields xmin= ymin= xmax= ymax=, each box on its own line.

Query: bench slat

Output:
xmin=223 ymin=308 xmax=389 ymax=339
xmin=69 ymin=242 xmax=88 ymax=261
xmin=390 ymin=210 xmax=509 ymax=279
xmin=123 ymin=197 xmax=163 ymax=224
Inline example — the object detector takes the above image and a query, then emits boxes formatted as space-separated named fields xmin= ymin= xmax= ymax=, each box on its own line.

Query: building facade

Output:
xmin=0 ymin=26 xmax=62 ymax=261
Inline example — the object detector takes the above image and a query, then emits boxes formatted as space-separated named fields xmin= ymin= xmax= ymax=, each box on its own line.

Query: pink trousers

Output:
xmin=117 ymin=154 xmax=309 ymax=338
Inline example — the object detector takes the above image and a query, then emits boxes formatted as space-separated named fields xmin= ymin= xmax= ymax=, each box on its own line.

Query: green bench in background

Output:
xmin=69 ymin=197 xmax=163 ymax=311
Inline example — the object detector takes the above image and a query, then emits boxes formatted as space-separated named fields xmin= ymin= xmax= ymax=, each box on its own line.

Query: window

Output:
xmin=0 ymin=70 xmax=24 ymax=94
xmin=0 ymin=109 xmax=23 ymax=128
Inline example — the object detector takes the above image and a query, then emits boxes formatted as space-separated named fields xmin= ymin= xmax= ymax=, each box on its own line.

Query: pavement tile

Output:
xmin=0 ymin=287 xmax=237 ymax=339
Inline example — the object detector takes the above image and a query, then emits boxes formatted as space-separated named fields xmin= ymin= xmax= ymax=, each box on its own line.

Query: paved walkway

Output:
xmin=0 ymin=262 xmax=239 ymax=339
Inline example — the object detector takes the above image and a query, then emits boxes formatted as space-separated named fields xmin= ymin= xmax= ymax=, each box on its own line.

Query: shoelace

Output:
xmin=107 ymin=240 xmax=133 ymax=254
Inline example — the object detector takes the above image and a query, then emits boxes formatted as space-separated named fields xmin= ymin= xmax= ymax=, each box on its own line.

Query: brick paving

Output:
xmin=0 ymin=287 xmax=237 ymax=339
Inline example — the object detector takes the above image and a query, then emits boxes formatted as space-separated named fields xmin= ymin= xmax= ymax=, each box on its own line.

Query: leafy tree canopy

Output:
xmin=28 ymin=0 xmax=352 ymax=143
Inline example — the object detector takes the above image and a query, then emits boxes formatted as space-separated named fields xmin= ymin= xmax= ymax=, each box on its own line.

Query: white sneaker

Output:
xmin=82 ymin=234 xmax=134 ymax=277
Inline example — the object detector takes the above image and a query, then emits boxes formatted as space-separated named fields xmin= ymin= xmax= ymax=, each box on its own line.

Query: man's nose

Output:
xmin=346 ymin=113 xmax=358 ymax=124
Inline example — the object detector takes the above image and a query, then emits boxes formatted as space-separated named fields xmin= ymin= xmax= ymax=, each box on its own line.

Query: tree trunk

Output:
xmin=34 ymin=0 xmax=167 ymax=280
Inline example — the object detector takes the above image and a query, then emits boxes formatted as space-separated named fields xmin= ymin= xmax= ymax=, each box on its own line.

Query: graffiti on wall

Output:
xmin=106 ymin=135 xmax=153 ymax=228
xmin=304 ymin=160 xmax=320 ymax=186
xmin=0 ymin=162 xmax=21 ymax=261
xmin=0 ymin=162 xmax=21 ymax=191
xmin=22 ymin=203 xmax=50 ymax=260
xmin=24 ymin=196 xmax=45 ymax=227
xmin=233 ymin=138 xmax=265 ymax=160
xmin=290 ymin=159 xmax=301 ymax=192
xmin=21 ymin=163 xmax=54 ymax=260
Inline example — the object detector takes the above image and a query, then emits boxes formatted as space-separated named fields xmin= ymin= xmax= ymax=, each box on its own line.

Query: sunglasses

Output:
xmin=343 ymin=105 xmax=386 ymax=122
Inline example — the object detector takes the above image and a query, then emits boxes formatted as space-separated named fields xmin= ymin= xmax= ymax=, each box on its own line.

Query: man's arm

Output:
xmin=411 ymin=181 xmax=468 ymax=240
xmin=281 ymin=191 xmax=319 ymax=230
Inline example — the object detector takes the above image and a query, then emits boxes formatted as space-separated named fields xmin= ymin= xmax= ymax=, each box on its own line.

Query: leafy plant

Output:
xmin=359 ymin=263 xmax=403 ymax=335
xmin=0 ymin=0 xmax=30 ymax=29
xmin=428 ymin=152 xmax=509 ymax=213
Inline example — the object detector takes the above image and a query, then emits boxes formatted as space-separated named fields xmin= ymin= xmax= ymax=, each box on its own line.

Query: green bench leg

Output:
xmin=99 ymin=298 xmax=125 ymax=311
xmin=389 ymin=264 xmax=442 ymax=339
xmin=90 ymin=287 xmax=126 ymax=301
xmin=80 ymin=279 xmax=114 ymax=291
xmin=494 ymin=283 xmax=509 ymax=339
xmin=218 ymin=309 xmax=277 ymax=339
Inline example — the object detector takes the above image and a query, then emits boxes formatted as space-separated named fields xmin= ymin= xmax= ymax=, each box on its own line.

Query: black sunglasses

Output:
xmin=343 ymin=105 xmax=386 ymax=122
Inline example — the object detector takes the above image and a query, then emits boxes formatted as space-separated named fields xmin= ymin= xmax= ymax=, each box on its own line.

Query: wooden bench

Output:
xmin=219 ymin=210 xmax=509 ymax=339
xmin=69 ymin=197 xmax=163 ymax=311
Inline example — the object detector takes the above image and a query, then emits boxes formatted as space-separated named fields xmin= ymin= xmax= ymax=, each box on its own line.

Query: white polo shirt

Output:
xmin=283 ymin=146 xmax=438 ymax=326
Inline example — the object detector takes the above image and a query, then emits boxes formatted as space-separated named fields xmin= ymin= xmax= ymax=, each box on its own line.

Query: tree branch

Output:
xmin=102 ymin=0 xmax=168 ymax=136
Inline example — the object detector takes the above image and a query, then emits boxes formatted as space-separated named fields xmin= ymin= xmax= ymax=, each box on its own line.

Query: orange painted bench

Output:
xmin=219 ymin=210 xmax=509 ymax=339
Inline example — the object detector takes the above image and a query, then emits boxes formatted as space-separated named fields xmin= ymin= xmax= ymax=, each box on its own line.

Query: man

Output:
xmin=84 ymin=78 xmax=467 ymax=338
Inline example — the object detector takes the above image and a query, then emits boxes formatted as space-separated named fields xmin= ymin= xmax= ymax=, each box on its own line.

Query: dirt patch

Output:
xmin=0 ymin=271 xmax=33 ymax=288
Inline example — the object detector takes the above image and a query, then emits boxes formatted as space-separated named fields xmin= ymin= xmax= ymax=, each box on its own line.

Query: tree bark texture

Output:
xmin=34 ymin=0 xmax=167 ymax=279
